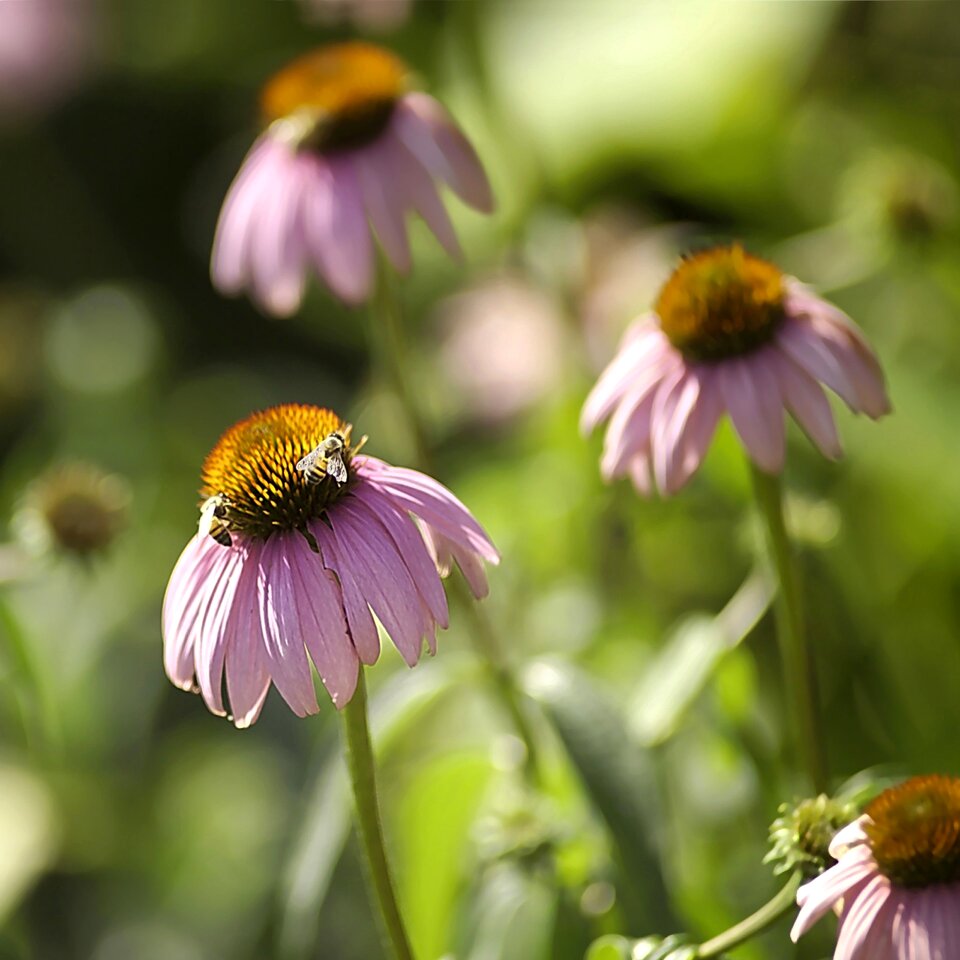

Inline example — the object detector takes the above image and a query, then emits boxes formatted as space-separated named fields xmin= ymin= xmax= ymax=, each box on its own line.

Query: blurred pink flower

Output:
xmin=162 ymin=404 xmax=498 ymax=727
xmin=581 ymin=244 xmax=890 ymax=496
xmin=792 ymin=775 xmax=960 ymax=960
xmin=436 ymin=275 xmax=569 ymax=425
xmin=211 ymin=42 xmax=493 ymax=315
xmin=0 ymin=0 xmax=93 ymax=117
xmin=301 ymin=0 xmax=411 ymax=31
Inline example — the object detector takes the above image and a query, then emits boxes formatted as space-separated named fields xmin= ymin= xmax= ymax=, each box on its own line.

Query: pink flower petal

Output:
xmin=834 ymin=875 xmax=892 ymax=960
xmin=327 ymin=500 xmax=430 ymax=667
xmin=580 ymin=321 xmax=669 ymax=434
xmin=357 ymin=143 xmax=411 ymax=273
xmin=302 ymin=154 xmax=374 ymax=305
xmin=224 ymin=554 xmax=272 ymax=729
xmin=194 ymin=542 xmax=251 ymax=716
xmin=356 ymin=458 xmax=499 ymax=564
xmin=651 ymin=367 xmax=702 ymax=495
xmin=285 ymin=533 xmax=358 ymax=709
xmin=421 ymin=523 xmax=489 ymax=600
xmin=210 ymin=137 xmax=279 ymax=295
xmin=311 ymin=520 xmax=381 ymax=666
xmin=791 ymin=845 xmax=877 ymax=941
xmin=772 ymin=349 xmax=843 ymax=460
xmin=392 ymin=92 xmax=494 ymax=213
xmin=717 ymin=353 xmax=785 ymax=474
xmin=257 ymin=535 xmax=320 ymax=718
xmin=350 ymin=484 xmax=449 ymax=628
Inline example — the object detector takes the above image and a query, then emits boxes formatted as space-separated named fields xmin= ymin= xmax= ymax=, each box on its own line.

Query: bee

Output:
xmin=296 ymin=431 xmax=349 ymax=486
xmin=198 ymin=493 xmax=233 ymax=547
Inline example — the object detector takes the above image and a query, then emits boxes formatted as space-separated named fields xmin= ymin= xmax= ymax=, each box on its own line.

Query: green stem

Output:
xmin=341 ymin=669 xmax=415 ymax=960
xmin=450 ymin=575 xmax=543 ymax=785
xmin=749 ymin=466 xmax=827 ymax=794
xmin=372 ymin=256 xmax=430 ymax=468
xmin=697 ymin=871 xmax=802 ymax=958
xmin=370 ymin=262 xmax=543 ymax=785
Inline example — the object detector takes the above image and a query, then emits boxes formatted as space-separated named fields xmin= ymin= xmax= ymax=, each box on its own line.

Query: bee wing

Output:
xmin=198 ymin=498 xmax=217 ymax=537
xmin=327 ymin=454 xmax=348 ymax=484
xmin=296 ymin=447 xmax=322 ymax=473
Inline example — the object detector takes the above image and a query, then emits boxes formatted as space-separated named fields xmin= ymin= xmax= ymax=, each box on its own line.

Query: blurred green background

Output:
xmin=0 ymin=1 xmax=958 ymax=958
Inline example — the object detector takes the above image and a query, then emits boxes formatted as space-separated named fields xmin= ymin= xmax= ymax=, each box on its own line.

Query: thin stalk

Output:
xmin=450 ymin=575 xmax=543 ymax=784
xmin=697 ymin=871 xmax=802 ymax=958
xmin=750 ymin=465 xmax=827 ymax=794
xmin=341 ymin=669 xmax=415 ymax=960
xmin=369 ymin=261 xmax=543 ymax=785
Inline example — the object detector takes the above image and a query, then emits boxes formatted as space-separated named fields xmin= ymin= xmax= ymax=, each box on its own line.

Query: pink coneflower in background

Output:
xmin=162 ymin=404 xmax=498 ymax=727
xmin=792 ymin=775 xmax=960 ymax=960
xmin=0 ymin=0 xmax=94 ymax=118
xmin=581 ymin=244 xmax=890 ymax=496
xmin=211 ymin=42 xmax=493 ymax=315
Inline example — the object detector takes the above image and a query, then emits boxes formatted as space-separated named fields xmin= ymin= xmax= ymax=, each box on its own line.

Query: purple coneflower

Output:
xmin=162 ymin=404 xmax=498 ymax=727
xmin=211 ymin=42 xmax=493 ymax=316
xmin=581 ymin=244 xmax=891 ymax=496
xmin=792 ymin=775 xmax=960 ymax=960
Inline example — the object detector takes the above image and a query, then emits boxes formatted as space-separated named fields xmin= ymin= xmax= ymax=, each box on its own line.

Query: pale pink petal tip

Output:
xmin=583 ymin=284 xmax=889 ymax=495
xmin=162 ymin=452 xmax=496 ymax=725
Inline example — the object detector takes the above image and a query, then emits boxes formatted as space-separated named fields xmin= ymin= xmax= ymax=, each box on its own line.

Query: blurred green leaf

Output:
xmin=277 ymin=660 xmax=469 ymax=960
xmin=522 ymin=661 xmax=674 ymax=929
xmin=628 ymin=570 xmax=772 ymax=747
xmin=586 ymin=934 xmax=632 ymax=960
xmin=396 ymin=752 xmax=494 ymax=960
xmin=457 ymin=862 xmax=558 ymax=960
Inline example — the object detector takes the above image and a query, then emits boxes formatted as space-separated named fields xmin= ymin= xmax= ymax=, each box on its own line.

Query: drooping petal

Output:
xmin=791 ymin=845 xmax=877 ymax=942
xmin=599 ymin=360 xmax=670 ymax=480
xmin=194 ymin=542 xmax=252 ymax=716
xmin=772 ymin=349 xmax=843 ymax=460
xmin=356 ymin=458 xmax=499 ymax=564
xmin=671 ymin=366 xmax=723 ymax=492
xmin=580 ymin=321 xmax=670 ymax=434
xmin=248 ymin=149 xmax=309 ymax=316
xmin=381 ymin=128 xmax=463 ymax=260
xmin=257 ymin=535 xmax=320 ymax=718
xmin=421 ymin=523 xmax=489 ymax=600
xmin=651 ymin=367 xmax=702 ymax=496
xmin=356 ymin=143 xmax=411 ymax=273
xmin=834 ymin=876 xmax=893 ymax=960
xmin=392 ymin=92 xmax=494 ymax=213
xmin=327 ymin=499 xmax=430 ymax=667
xmin=224 ymin=549 xmax=271 ymax=729
xmin=285 ymin=532 xmax=358 ymax=708
xmin=163 ymin=535 xmax=222 ymax=690
xmin=302 ymin=153 xmax=374 ymax=305
xmin=210 ymin=137 xmax=280 ymax=295
xmin=350 ymin=484 xmax=449 ymax=628
xmin=311 ymin=519 xmax=381 ymax=666
xmin=717 ymin=353 xmax=785 ymax=474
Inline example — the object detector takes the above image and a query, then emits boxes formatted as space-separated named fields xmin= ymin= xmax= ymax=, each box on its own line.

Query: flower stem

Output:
xmin=696 ymin=870 xmax=802 ymax=958
xmin=341 ymin=669 xmax=415 ymax=960
xmin=449 ymin=575 xmax=543 ymax=785
xmin=372 ymin=255 xmax=430 ymax=468
xmin=370 ymin=260 xmax=543 ymax=785
xmin=749 ymin=465 xmax=827 ymax=794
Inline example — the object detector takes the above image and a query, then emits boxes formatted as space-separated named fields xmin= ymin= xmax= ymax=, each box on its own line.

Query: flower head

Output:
xmin=791 ymin=775 xmax=960 ymax=959
xmin=16 ymin=461 xmax=130 ymax=559
xmin=581 ymin=245 xmax=891 ymax=496
xmin=162 ymin=404 xmax=498 ymax=727
xmin=766 ymin=794 xmax=859 ymax=878
xmin=211 ymin=42 xmax=493 ymax=315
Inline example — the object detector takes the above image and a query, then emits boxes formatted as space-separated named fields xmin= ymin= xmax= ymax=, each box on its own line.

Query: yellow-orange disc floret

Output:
xmin=865 ymin=775 xmax=960 ymax=888
xmin=655 ymin=244 xmax=786 ymax=362
xmin=260 ymin=42 xmax=409 ymax=151
xmin=200 ymin=404 xmax=355 ymax=540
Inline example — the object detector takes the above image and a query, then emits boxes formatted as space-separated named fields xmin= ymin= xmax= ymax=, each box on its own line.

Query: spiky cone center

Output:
xmin=260 ymin=42 xmax=409 ymax=152
xmin=33 ymin=464 xmax=130 ymax=557
xmin=200 ymin=404 xmax=358 ymax=542
xmin=865 ymin=775 xmax=960 ymax=888
xmin=655 ymin=245 xmax=786 ymax=361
